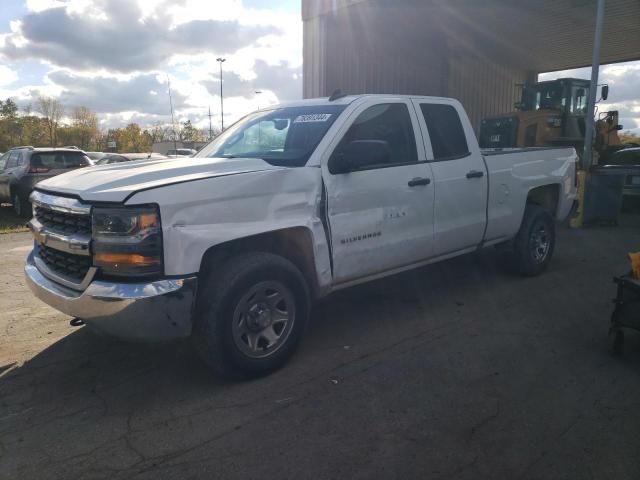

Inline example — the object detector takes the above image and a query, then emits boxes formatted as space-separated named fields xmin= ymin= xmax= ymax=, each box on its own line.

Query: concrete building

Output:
xmin=302 ymin=0 xmax=640 ymax=130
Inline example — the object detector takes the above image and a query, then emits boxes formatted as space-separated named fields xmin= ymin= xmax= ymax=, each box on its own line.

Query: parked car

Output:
xmin=606 ymin=147 xmax=640 ymax=197
xmin=0 ymin=146 xmax=92 ymax=216
xmin=24 ymin=95 xmax=577 ymax=376
xmin=86 ymin=151 xmax=108 ymax=162
xmin=167 ymin=148 xmax=196 ymax=157
xmin=95 ymin=153 xmax=168 ymax=165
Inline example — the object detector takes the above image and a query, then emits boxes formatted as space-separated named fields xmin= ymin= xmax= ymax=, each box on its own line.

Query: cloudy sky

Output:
xmin=0 ymin=0 xmax=638 ymax=135
xmin=0 ymin=0 xmax=302 ymax=131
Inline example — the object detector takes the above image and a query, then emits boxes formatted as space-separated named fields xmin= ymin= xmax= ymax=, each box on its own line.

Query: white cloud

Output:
xmin=0 ymin=0 xmax=303 ymax=131
xmin=0 ymin=65 xmax=18 ymax=86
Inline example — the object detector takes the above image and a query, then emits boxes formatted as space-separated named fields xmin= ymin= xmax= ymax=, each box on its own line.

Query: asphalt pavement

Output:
xmin=1 ymin=217 xmax=640 ymax=480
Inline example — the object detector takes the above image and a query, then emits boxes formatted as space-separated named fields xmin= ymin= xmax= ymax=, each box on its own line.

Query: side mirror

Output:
xmin=601 ymin=85 xmax=609 ymax=101
xmin=328 ymin=140 xmax=391 ymax=174
xmin=616 ymin=124 xmax=624 ymax=131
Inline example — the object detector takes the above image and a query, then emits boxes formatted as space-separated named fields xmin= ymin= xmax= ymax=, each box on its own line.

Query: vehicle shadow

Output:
xmin=0 ymin=247 xmax=508 ymax=420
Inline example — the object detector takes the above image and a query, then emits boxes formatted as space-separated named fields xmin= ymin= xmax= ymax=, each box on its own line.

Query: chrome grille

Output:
xmin=38 ymin=244 xmax=92 ymax=282
xmin=34 ymin=205 xmax=92 ymax=235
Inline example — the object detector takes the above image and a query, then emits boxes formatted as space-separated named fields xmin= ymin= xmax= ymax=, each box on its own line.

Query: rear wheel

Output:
xmin=509 ymin=204 xmax=555 ymax=276
xmin=192 ymin=252 xmax=310 ymax=377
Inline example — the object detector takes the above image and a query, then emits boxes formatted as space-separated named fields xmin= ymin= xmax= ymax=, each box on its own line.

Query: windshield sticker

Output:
xmin=293 ymin=114 xmax=333 ymax=123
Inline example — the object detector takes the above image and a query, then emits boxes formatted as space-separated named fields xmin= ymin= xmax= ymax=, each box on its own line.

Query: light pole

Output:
xmin=216 ymin=57 xmax=226 ymax=131
xmin=255 ymin=90 xmax=263 ymax=110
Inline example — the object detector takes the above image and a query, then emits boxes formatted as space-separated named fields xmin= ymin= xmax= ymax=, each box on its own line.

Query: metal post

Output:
xmin=571 ymin=0 xmax=606 ymax=228
xmin=208 ymin=106 xmax=213 ymax=139
xmin=167 ymin=75 xmax=178 ymax=155
xmin=216 ymin=58 xmax=226 ymax=131
xmin=582 ymin=0 xmax=606 ymax=171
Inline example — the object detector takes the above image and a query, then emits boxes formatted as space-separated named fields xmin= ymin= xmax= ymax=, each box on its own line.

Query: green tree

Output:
xmin=179 ymin=120 xmax=206 ymax=142
xmin=0 ymin=98 xmax=20 ymax=151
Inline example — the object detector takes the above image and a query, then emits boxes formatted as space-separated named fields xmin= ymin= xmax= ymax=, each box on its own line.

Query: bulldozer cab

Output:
xmin=480 ymin=78 xmax=597 ymax=150
xmin=518 ymin=78 xmax=590 ymax=117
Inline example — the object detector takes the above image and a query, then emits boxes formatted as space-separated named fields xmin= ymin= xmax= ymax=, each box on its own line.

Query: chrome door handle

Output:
xmin=408 ymin=177 xmax=431 ymax=187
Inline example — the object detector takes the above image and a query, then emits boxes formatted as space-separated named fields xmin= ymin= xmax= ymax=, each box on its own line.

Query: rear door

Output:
xmin=0 ymin=152 xmax=20 ymax=201
xmin=0 ymin=152 xmax=11 ymax=201
xmin=411 ymin=99 xmax=488 ymax=256
xmin=322 ymin=98 xmax=435 ymax=283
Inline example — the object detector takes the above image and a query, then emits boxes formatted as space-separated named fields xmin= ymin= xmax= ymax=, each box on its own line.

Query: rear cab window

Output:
xmin=419 ymin=103 xmax=470 ymax=161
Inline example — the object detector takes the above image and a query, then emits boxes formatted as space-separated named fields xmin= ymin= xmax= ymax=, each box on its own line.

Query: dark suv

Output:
xmin=0 ymin=147 xmax=93 ymax=217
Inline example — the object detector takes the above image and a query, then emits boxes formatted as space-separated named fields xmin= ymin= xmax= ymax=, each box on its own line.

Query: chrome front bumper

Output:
xmin=25 ymin=252 xmax=197 ymax=341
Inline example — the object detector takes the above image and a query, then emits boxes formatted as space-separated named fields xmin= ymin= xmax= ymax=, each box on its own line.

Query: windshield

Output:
xmin=196 ymin=105 xmax=346 ymax=167
xmin=533 ymin=84 xmax=565 ymax=111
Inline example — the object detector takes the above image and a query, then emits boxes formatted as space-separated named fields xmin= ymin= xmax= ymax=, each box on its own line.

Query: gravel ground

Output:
xmin=1 ymin=217 xmax=640 ymax=480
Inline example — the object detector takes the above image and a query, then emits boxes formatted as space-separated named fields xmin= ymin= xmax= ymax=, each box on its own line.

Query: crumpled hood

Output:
xmin=36 ymin=156 xmax=282 ymax=203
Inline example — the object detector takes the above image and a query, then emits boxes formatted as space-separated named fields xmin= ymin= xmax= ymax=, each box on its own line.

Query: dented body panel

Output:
xmin=127 ymin=167 xmax=333 ymax=288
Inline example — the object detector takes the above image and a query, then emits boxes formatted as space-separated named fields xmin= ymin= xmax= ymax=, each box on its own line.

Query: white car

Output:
xmin=25 ymin=94 xmax=577 ymax=376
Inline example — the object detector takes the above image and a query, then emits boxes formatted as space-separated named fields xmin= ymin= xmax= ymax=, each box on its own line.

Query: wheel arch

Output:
xmin=198 ymin=227 xmax=323 ymax=299
xmin=526 ymin=183 xmax=560 ymax=218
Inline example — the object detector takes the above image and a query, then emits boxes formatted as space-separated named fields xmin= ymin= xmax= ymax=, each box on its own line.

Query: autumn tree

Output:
xmin=37 ymin=96 xmax=64 ymax=146
xmin=620 ymin=131 xmax=640 ymax=145
xmin=71 ymin=106 xmax=99 ymax=149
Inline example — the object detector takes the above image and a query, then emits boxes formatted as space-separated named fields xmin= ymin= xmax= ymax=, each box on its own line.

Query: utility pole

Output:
xmin=208 ymin=106 xmax=213 ymax=139
xmin=167 ymin=75 xmax=178 ymax=154
xmin=216 ymin=58 xmax=226 ymax=131
xmin=583 ymin=0 xmax=606 ymax=171
xmin=571 ymin=0 xmax=606 ymax=229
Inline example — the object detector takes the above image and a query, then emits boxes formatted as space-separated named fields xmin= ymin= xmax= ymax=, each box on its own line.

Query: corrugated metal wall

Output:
xmin=302 ymin=0 xmax=640 ymax=130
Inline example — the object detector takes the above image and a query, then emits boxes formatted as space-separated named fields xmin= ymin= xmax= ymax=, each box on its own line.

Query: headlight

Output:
xmin=92 ymin=205 xmax=163 ymax=277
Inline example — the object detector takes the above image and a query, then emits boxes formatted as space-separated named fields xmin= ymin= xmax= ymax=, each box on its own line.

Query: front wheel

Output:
xmin=193 ymin=252 xmax=310 ymax=377
xmin=509 ymin=204 xmax=555 ymax=276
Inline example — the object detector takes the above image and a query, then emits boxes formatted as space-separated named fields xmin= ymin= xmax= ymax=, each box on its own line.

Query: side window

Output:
xmin=335 ymin=103 xmax=417 ymax=169
xmin=63 ymin=153 xmax=91 ymax=167
xmin=420 ymin=104 xmax=470 ymax=161
xmin=15 ymin=152 xmax=24 ymax=166
xmin=0 ymin=152 xmax=9 ymax=170
xmin=5 ymin=152 xmax=18 ymax=169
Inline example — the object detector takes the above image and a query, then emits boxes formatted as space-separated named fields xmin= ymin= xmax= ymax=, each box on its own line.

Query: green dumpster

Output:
xmin=584 ymin=165 xmax=639 ymax=225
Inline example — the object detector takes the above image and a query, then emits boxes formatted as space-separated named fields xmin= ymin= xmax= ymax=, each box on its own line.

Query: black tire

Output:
xmin=12 ymin=191 xmax=30 ymax=218
xmin=192 ymin=252 xmax=310 ymax=377
xmin=509 ymin=204 xmax=555 ymax=276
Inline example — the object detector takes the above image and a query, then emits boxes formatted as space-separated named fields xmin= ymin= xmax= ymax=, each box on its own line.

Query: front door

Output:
xmin=0 ymin=152 xmax=17 ymax=201
xmin=322 ymin=98 xmax=435 ymax=284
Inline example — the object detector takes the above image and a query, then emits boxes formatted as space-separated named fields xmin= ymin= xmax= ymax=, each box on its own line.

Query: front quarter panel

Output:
xmin=126 ymin=167 xmax=331 ymax=287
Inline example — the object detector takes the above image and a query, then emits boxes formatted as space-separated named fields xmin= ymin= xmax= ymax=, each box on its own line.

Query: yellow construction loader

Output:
xmin=479 ymin=78 xmax=627 ymax=163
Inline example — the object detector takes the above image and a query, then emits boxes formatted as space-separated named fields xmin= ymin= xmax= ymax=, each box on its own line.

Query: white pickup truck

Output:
xmin=25 ymin=95 xmax=577 ymax=375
